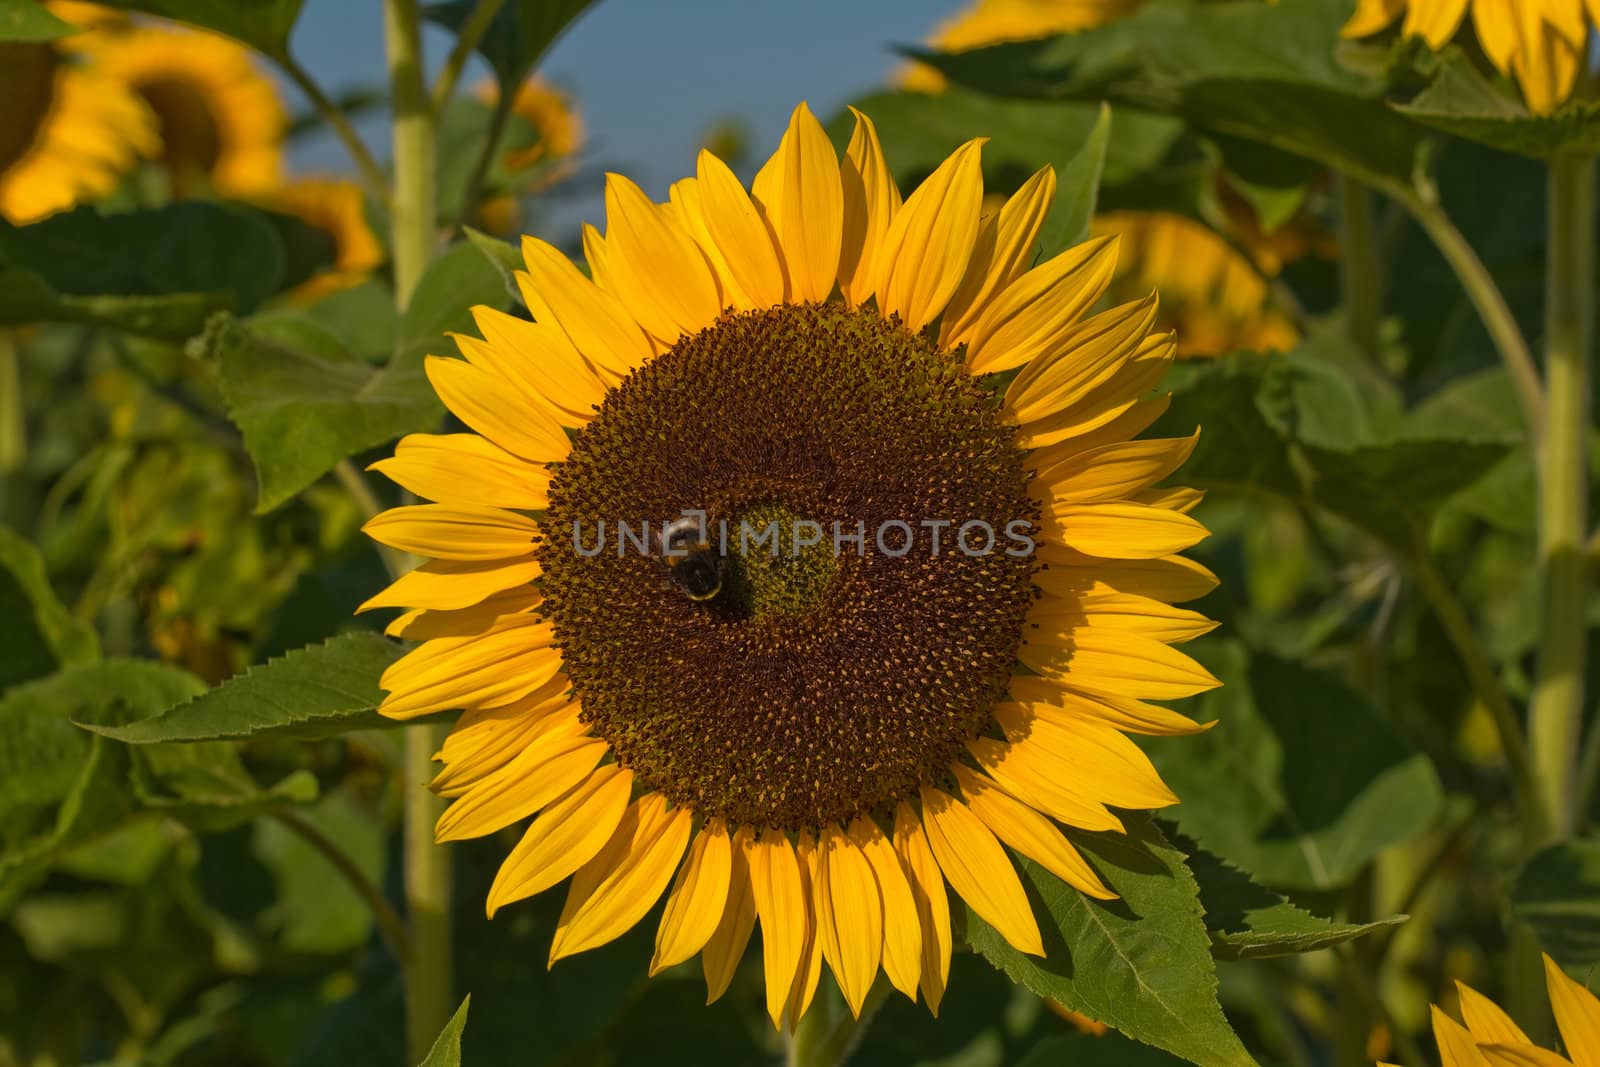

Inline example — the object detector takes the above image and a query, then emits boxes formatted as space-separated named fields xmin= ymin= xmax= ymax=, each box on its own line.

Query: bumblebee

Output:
xmin=651 ymin=516 xmax=723 ymax=602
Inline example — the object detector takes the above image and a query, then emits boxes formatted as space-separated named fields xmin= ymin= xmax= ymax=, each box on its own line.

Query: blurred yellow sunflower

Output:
xmin=1381 ymin=954 xmax=1600 ymax=1067
xmin=900 ymin=0 xmax=1140 ymax=91
xmin=1094 ymin=211 xmax=1300 ymax=357
xmin=256 ymin=177 xmax=384 ymax=300
xmin=362 ymin=101 xmax=1219 ymax=1027
xmin=79 ymin=20 xmax=287 ymax=195
xmin=0 ymin=8 xmax=157 ymax=223
xmin=1344 ymin=0 xmax=1600 ymax=115
xmin=474 ymin=76 xmax=585 ymax=236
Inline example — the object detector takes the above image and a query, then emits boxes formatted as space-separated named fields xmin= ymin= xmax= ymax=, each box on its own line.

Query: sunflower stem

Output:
xmin=270 ymin=808 xmax=412 ymax=962
xmin=1402 ymin=189 xmax=1542 ymax=437
xmin=430 ymin=0 xmax=506 ymax=114
xmin=384 ymin=1 xmax=453 ymax=1061
xmin=278 ymin=55 xmax=391 ymax=211
xmin=1530 ymin=152 xmax=1595 ymax=843
xmin=1336 ymin=174 xmax=1382 ymax=360
xmin=1410 ymin=542 xmax=1546 ymax=838
xmin=0 ymin=332 xmax=24 ymax=476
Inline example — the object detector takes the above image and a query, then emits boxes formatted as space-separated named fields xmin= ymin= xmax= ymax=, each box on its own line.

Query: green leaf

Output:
xmin=1513 ymin=841 xmax=1600 ymax=975
xmin=829 ymin=87 xmax=1183 ymax=197
xmin=200 ymin=312 xmax=442 ymax=512
xmin=0 ymin=204 xmax=287 ymax=330
xmin=1185 ymin=839 xmax=1405 ymax=959
xmin=132 ymin=742 xmax=318 ymax=832
xmin=0 ymin=524 xmax=99 ymax=692
xmin=91 ymin=0 xmax=305 ymax=55
xmin=916 ymin=0 xmax=1427 ymax=192
xmin=462 ymin=226 xmax=524 ymax=306
xmin=424 ymin=0 xmax=598 ymax=86
xmin=961 ymin=815 xmax=1255 ymax=1067
xmin=0 ymin=0 xmax=76 ymax=40
xmin=0 ymin=660 xmax=206 ymax=904
xmin=402 ymin=238 xmax=514 ymax=351
xmin=1035 ymin=102 xmax=1112 ymax=258
xmin=1392 ymin=49 xmax=1600 ymax=159
xmin=253 ymin=791 xmax=382 ymax=954
xmin=1146 ymin=640 xmax=1445 ymax=891
xmin=78 ymin=631 xmax=408 ymax=744
xmin=0 ymin=267 xmax=228 ymax=339
xmin=418 ymin=996 xmax=471 ymax=1067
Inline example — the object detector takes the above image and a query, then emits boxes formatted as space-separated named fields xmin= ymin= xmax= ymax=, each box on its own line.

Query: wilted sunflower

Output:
xmin=0 ymin=3 xmax=157 ymax=223
xmin=79 ymin=20 xmax=286 ymax=195
xmin=1381 ymin=954 xmax=1600 ymax=1067
xmin=364 ymin=102 xmax=1218 ymax=1027
xmin=1344 ymin=0 xmax=1600 ymax=115
xmin=1093 ymin=211 xmax=1300 ymax=357
xmin=255 ymin=177 xmax=384 ymax=300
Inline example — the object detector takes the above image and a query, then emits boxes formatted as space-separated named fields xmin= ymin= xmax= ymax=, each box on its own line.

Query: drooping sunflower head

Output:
xmin=364 ymin=101 xmax=1220 ymax=1027
xmin=254 ymin=177 xmax=384 ymax=301
xmin=1344 ymin=0 xmax=1599 ymax=115
xmin=1380 ymin=953 xmax=1600 ymax=1067
xmin=78 ymin=20 xmax=287 ymax=196
xmin=1092 ymin=210 xmax=1300 ymax=358
xmin=0 ymin=9 xmax=158 ymax=223
xmin=899 ymin=0 xmax=1141 ymax=92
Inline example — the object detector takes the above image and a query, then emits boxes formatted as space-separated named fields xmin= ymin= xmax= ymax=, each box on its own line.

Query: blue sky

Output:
xmin=285 ymin=0 xmax=966 ymax=230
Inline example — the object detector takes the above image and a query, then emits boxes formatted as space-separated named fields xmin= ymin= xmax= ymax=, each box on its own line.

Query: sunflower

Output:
xmin=900 ymin=0 xmax=1140 ymax=91
xmin=1092 ymin=211 xmax=1300 ymax=357
xmin=78 ymin=20 xmax=287 ymax=196
xmin=255 ymin=177 xmax=384 ymax=300
xmin=1344 ymin=0 xmax=1600 ymax=115
xmin=363 ymin=102 xmax=1218 ymax=1027
xmin=0 ymin=12 xmax=157 ymax=223
xmin=1381 ymin=954 xmax=1600 ymax=1067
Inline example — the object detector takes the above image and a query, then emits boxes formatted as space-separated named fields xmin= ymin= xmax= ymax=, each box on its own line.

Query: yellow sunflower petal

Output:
xmin=1470 ymin=0 xmax=1521 ymax=73
xmin=431 ymin=676 xmax=572 ymax=794
xmin=703 ymin=828 xmax=758 ymax=1003
xmin=550 ymin=793 xmax=692 ymax=964
xmin=358 ymin=556 xmax=541 ymax=613
xmin=1545 ymin=954 xmax=1600 ymax=1067
xmin=1004 ymin=292 xmax=1156 ymax=419
xmin=747 ymin=828 xmax=809 ymax=1027
xmin=751 ymin=101 xmax=843 ymax=304
xmin=1480 ymin=1045 xmax=1577 ymax=1067
xmin=1018 ymin=626 xmax=1221 ymax=700
xmin=362 ymin=504 xmax=538 ymax=561
xmin=1014 ymin=343 xmax=1174 ymax=450
xmin=838 ymin=106 xmax=902 ymax=306
xmin=601 ymin=172 xmax=723 ymax=342
xmin=1033 ymin=544 xmax=1219 ymax=604
xmin=378 ymin=615 xmax=562 ymax=719
xmin=1457 ymin=980 xmax=1534 ymax=1046
xmin=485 ymin=764 xmax=634 ymax=917
xmin=990 ymin=708 xmax=1181 ymax=811
xmin=425 ymin=355 xmax=570 ymax=463
xmin=851 ymin=816 xmax=922 ymax=1001
xmin=695 ymin=149 xmax=786 ymax=308
xmin=466 ymin=306 xmax=607 ymax=423
xmin=816 ymin=824 xmax=884 ymax=1019
xmin=384 ymin=585 xmax=543 ymax=641
xmin=651 ymin=819 xmax=734 ymax=975
xmin=369 ymin=433 xmax=551 ymax=510
xmin=1028 ymin=591 xmax=1217 ymax=643
xmin=875 ymin=138 xmax=986 ymax=333
xmin=518 ymin=235 xmax=653 ymax=376
xmin=952 ymin=764 xmax=1115 ymax=900
xmin=1432 ymin=1005 xmax=1495 ymax=1067
xmin=1039 ymin=500 xmax=1208 ymax=559
xmin=967 ymin=736 xmax=1125 ymax=833
xmin=1342 ymin=0 xmax=1405 ymax=37
xmin=940 ymin=165 xmax=1056 ymax=349
xmin=1401 ymin=0 xmax=1469 ymax=48
xmin=435 ymin=732 xmax=606 ymax=842
xmin=918 ymin=785 xmax=1043 ymax=957
xmin=1006 ymin=675 xmax=1211 ymax=737
xmin=783 ymin=832 xmax=824 ymax=1029
xmin=893 ymin=803 xmax=952 ymax=1016
xmin=966 ymin=235 xmax=1120 ymax=375
xmin=1031 ymin=432 xmax=1200 ymax=504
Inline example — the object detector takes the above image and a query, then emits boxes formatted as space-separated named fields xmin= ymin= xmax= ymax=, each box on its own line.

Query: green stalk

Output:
xmin=1337 ymin=174 xmax=1382 ymax=359
xmin=383 ymin=1 xmax=452 ymax=1060
xmin=278 ymin=56 xmax=391 ymax=210
xmin=430 ymin=0 xmax=507 ymax=113
xmin=1530 ymin=152 xmax=1595 ymax=843
xmin=0 ymin=332 xmax=23 ymax=475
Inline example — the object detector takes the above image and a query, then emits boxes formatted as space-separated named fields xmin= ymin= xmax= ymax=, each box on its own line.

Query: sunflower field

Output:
xmin=2 ymin=0 xmax=1599 ymax=1065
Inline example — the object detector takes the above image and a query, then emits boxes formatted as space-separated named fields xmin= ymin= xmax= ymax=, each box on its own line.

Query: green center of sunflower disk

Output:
xmin=538 ymin=302 xmax=1039 ymax=831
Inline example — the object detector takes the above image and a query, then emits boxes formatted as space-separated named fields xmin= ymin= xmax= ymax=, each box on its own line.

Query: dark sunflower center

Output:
xmin=538 ymin=302 xmax=1039 ymax=831
xmin=0 ymin=45 xmax=56 ymax=176
xmin=134 ymin=76 xmax=223 ymax=190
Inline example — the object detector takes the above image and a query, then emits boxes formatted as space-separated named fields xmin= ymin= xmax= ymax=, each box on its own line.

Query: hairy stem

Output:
xmin=430 ymin=0 xmax=507 ymax=113
xmin=384 ymin=1 xmax=453 ymax=1060
xmin=278 ymin=56 xmax=391 ymax=209
xmin=1337 ymin=174 xmax=1382 ymax=359
xmin=1530 ymin=152 xmax=1595 ymax=843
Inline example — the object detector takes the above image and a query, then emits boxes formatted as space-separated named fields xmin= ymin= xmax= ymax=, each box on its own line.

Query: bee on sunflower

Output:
xmin=362 ymin=101 xmax=1218 ymax=1027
